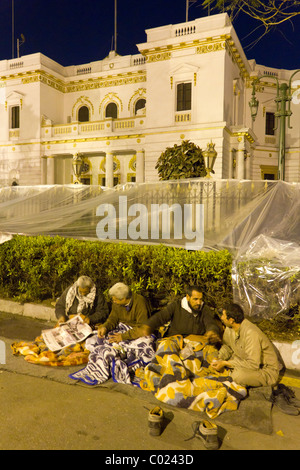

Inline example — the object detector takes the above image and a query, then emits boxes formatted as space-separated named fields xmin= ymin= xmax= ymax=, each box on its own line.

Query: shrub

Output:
xmin=0 ymin=235 xmax=233 ymax=311
xmin=155 ymin=140 xmax=207 ymax=180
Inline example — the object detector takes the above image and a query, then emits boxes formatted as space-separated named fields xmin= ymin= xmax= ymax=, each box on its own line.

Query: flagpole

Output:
xmin=186 ymin=0 xmax=189 ymax=22
xmin=12 ymin=0 xmax=14 ymax=58
xmin=114 ymin=0 xmax=117 ymax=52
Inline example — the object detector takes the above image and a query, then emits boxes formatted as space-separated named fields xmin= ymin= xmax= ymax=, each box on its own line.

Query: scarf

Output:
xmin=65 ymin=281 xmax=96 ymax=315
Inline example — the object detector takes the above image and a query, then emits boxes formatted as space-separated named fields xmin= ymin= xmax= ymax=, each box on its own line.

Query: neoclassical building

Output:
xmin=0 ymin=13 xmax=299 ymax=186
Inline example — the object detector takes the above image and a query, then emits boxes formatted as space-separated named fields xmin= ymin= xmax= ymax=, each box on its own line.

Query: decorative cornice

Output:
xmin=1 ymin=69 xmax=146 ymax=93
xmin=196 ymin=39 xmax=225 ymax=54
xmin=146 ymin=51 xmax=172 ymax=63
xmin=140 ymin=34 xmax=249 ymax=79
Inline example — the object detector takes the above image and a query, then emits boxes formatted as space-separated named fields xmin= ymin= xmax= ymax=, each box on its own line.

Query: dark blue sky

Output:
xmin=0 ymin=0 xmax=300 ymax=70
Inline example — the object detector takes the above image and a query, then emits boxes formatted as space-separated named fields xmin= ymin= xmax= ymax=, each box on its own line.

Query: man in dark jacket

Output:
xmin=138 ymin=285 xmax=221 ymax=342
xmin=55 ymin=275 xmax=109 ymax=327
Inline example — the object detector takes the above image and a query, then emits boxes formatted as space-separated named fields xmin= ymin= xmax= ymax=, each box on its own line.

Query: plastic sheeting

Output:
xmin=0 ymin=179 xmax=299 ymax=319
xmin=232 ymin=235 xmax=300 ymax=319
xmin=0 ymin=180 xmax=299 ymax=252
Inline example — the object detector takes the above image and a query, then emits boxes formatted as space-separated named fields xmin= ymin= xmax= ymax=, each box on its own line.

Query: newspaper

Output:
xmin=42 ymin=315 xmax=93 ymax=352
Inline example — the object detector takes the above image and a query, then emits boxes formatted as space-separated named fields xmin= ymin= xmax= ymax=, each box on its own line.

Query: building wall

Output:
xmin=0 ymin=13 xmax=299 ymax=186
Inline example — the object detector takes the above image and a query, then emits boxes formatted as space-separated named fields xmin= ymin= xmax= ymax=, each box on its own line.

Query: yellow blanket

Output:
xmin=136 ymin=335 xmax=247 ymax=419
xmin=11 ymin=335 xmax=89 ymax=367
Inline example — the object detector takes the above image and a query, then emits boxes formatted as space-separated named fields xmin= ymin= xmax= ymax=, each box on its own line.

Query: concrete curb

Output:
xmin=0 ymin=298 xmax=56 ymax=322
xmin=1 ymin=298 xmax=300 ymax=373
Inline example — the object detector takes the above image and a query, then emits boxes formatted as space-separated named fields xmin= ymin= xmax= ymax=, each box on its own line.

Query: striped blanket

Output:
xmin=69 ymin=323 xmax=156 ymax=386
xmin=136 ymin=335 xmax=247 ymax=419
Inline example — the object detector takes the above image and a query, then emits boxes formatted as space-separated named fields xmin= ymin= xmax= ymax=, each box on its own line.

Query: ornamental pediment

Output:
xmin=169 ymin=63 xmax=200 ymax=75
xmin=6 ymin=91 xmax=25 ymax=102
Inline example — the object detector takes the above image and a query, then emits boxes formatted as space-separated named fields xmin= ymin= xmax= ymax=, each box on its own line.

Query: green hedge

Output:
xmin=0 ymin=235 xmax=233 ymax=310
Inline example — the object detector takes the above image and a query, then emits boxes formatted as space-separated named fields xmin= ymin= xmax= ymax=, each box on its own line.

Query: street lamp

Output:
xmin=249 ymin=70 xmax=300 ymax=181
xmin=203 ymin=141 xmax=217 ymax=177
xmin=72 ymin=153 xmax=83 ymax=184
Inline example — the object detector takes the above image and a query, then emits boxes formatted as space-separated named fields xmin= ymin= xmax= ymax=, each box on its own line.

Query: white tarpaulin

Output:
xmin=0 ymin=179 xmax=299 ymax=319
xmin=0 ymin=180 xmax=298 ymax=252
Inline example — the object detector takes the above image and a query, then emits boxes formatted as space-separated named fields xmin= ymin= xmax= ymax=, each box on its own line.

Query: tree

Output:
xmin=202 ymin=1 xmax=300 ymax=47
xmin=155 ymin=140 xmax=207 ymax=180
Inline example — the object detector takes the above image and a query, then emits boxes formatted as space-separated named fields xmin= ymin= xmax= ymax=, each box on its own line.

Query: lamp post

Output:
xmin=72 ymin=153 xmax=83 ymax=184
xmin=203 ymin=141 xmax=217 ymax=177
xmin=249 ymin=70 xmax=300 ymax=181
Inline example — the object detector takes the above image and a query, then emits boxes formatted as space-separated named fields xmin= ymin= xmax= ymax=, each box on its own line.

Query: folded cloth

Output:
xmin=69 ymin=322 xmax=156 ymax=386
xmin=11 ymin=336 xmax=90 ymax=367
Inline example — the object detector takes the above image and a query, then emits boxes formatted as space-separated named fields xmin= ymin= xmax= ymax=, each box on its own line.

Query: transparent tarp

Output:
xmin=232 ymin=235 xmax=300 ymax=319
xmin=0 ymin=180 xmax=298 ymax=253
xmin=0 ymin=179 xmax=299 ymax=319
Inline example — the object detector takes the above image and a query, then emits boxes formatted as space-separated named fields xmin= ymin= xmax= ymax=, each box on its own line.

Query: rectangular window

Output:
xmin=99 ymin=176 xmax=119 ymax=186
xmin=260 ymin=165 xmax=278 ymax=180
xmin=263 ymin=173 xmax=275 ymax=180
xmin=11 ymin=106 xmax=20 ymax=129
xmin=177 ymin=83 xmax=191 ymax=111
xmin=265 ymin=112 xmax=275 ymax=135
xmin=80 ymin=177 xmax=91 ymax=185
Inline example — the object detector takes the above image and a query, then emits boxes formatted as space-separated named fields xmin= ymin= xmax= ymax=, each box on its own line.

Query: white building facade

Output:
xmin=0 ymin=13 xmax=299 ymax=187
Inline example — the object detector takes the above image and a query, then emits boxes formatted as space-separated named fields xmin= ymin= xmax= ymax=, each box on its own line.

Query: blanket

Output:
xmin=136 ymin=335 xmax=247 ymax=419
xmin=69 ymin=322 xmax=156 ymax=386
xmin=11 ymin=336 xmax=89 ymax=366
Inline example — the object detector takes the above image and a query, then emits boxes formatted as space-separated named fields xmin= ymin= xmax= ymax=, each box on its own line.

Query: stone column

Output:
xmin=245 ymin=152 xmax=252 ymax=180
xmin=236 ymin=137 xmax=245 ymax=180
xmin=41 ymin=156 xmax=48 ymax=185
xmin=47 ymin=156 xmax=55 ymax=185
xmin=105 ymin=152 xmax=114 ymax=188
xmin=135 ymin=149 xmax=145 ymax=183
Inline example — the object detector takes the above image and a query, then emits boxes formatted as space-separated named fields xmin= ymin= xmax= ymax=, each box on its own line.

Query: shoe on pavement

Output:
xmin=148 ymin=406 xmax=164 ymax=436
xmin=272 ymin=391 xmax=299 ymax=416
xmin=192 ymin=420 xmax=220 ymax=450
xmin=276 ymin=384 xmax=300 ymax=408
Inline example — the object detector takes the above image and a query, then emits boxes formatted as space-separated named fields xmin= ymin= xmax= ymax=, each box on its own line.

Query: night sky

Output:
xmin=0 ymin=0 xmax=300 ymax=70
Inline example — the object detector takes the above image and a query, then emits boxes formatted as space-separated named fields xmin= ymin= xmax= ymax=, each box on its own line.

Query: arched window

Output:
xmin=105 ymin=102 xmax=118 ymax=119
xmin=135 ymin=98 xmax=146 ymax=115
xmin=78 ymin=106 xmax=89 ymax=122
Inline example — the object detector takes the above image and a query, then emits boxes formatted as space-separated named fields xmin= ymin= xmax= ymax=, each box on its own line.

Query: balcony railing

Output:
xmin=175 ymin=112 xmax=191 ymax=123
xmin=43 ymin=116 xmax=145 ymax=138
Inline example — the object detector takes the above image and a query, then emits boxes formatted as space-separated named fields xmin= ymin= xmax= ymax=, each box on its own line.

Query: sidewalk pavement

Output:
xmin=1 ymin=301 xmax=300 ymax=451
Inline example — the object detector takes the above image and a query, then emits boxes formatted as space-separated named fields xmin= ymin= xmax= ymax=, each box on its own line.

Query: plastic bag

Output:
xmin=232 ymin=235 xmax=300 ymax=319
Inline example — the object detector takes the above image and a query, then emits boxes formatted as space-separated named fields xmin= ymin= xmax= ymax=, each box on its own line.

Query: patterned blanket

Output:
xmin=69 ymin=323 xmax=156 ymax=386
xmin=11 ymin=336 xmax=89 ymax=366
xmin=136 ymin=335 xmax=247 ymax=419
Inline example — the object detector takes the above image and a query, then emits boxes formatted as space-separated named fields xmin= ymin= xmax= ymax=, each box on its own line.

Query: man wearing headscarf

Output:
xmin=55 ymin=275 xmax=109 ymax=327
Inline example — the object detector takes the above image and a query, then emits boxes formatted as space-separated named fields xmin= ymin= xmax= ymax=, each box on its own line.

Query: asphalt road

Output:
xmin=1 ymin=312 xmax=300 ymax=453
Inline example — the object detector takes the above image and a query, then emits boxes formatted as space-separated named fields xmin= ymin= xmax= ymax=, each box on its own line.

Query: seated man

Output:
xmin=69 ymin=282 xmax=155 ymax=385
xmin=137 ymin=285 xmax=221 ymax=342
xmin=211 ymin=303 xmax=280 ymax=387
xmin=98 ymin=282 xmax=151 ymax=342
xmin=55 ymin=275 xmax=109 ymax=327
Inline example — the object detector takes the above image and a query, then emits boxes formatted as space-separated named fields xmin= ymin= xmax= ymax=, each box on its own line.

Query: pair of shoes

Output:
xmin=271 ymin=384 xmax=300 ymax=416
xmin=148 ymin=406 xmax=164 ymax=436
xmin=191 ymin=420 xmax=220 ymax=450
